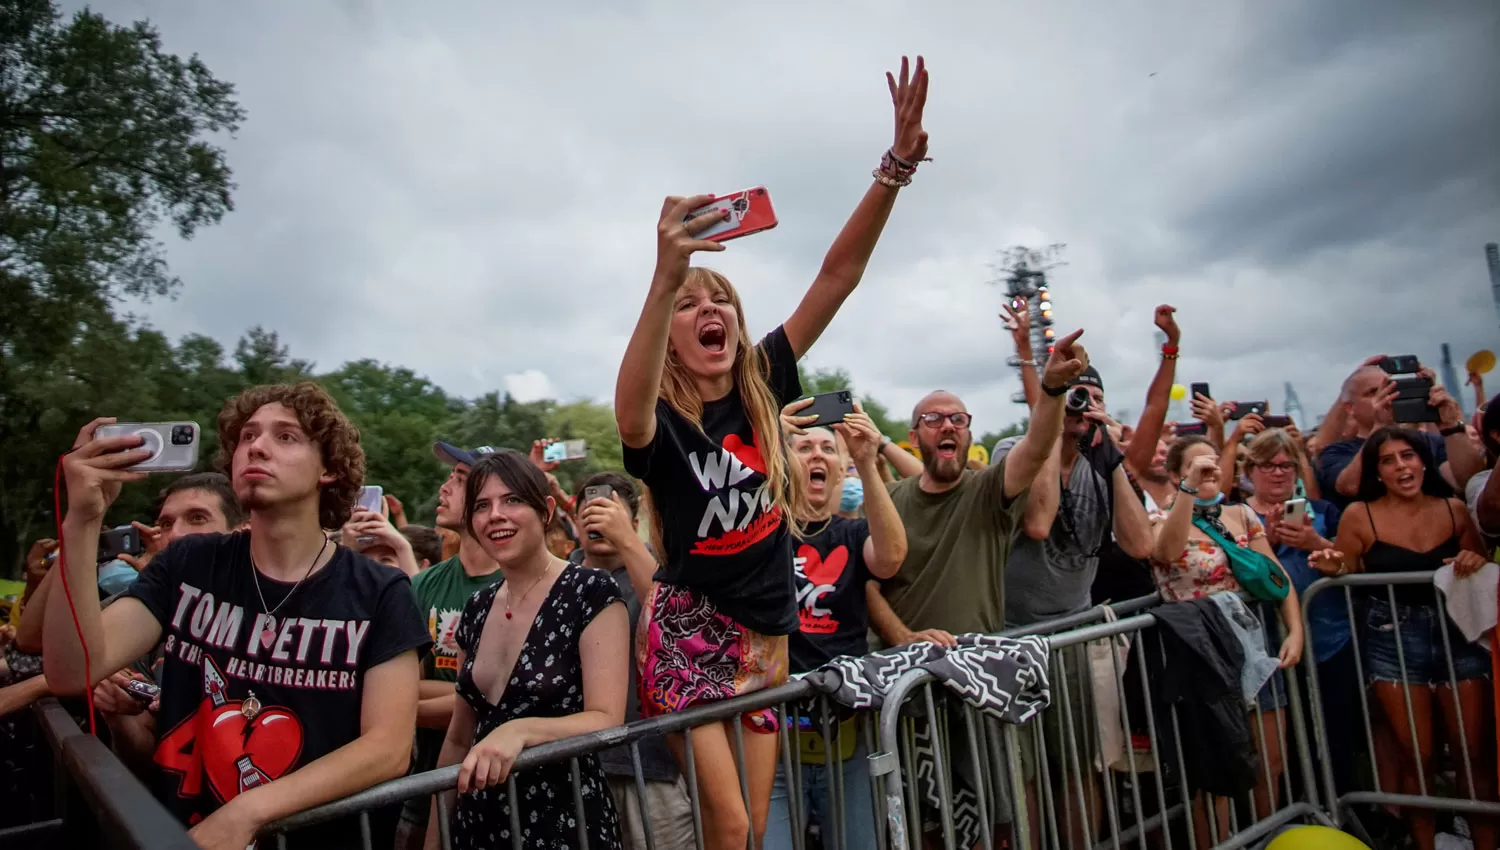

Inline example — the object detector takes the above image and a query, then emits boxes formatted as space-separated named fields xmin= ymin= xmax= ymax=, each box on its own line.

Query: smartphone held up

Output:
xmin=96 ymin=422 xmax=199 ymax=473
xmin=543 ymin=440 xmax=588 ymax=464
xmin=686 ymin=188 xmax=778 ymax=243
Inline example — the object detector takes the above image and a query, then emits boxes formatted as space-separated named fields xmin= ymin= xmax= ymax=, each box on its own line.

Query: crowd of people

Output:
xmin=1 ymin=54 xmax=1497 ymax=850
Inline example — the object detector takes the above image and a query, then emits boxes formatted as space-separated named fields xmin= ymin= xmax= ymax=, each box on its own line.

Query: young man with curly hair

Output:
xmin=43 ymin=383 xmax=431 ymax=850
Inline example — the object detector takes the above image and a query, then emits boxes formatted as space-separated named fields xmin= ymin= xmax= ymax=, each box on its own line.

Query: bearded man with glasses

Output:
xmin=868 ymin=330 xmax=1090 ymax=644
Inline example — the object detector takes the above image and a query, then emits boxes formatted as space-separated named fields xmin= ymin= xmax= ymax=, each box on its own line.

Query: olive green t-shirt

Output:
xmin=410 ymin=555 xmax=504 ymax=682
xmin=881 ymin=461 xmax=1027 ymax=636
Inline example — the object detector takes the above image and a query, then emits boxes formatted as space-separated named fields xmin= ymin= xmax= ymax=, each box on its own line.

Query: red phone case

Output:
xmin=687 ymin=187 xmax=778 ymax=243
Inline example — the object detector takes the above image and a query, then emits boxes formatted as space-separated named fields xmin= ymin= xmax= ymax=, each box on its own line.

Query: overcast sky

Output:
xmin=98 ymin=0 xmax=1499 ymax=433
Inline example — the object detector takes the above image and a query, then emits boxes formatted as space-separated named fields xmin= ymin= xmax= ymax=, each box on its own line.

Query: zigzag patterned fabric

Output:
xmin=801 ymin=634 xmax=1053 ymax=849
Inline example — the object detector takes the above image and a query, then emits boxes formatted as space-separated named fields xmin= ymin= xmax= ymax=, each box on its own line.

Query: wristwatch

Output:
xmin=1042 ymin=383 xmax=1068 ymax=397
xmin=1178 ymin=481 xmax=1197 ymax=495
xmin=1439 ymin=423 xmax=1466 ymax=437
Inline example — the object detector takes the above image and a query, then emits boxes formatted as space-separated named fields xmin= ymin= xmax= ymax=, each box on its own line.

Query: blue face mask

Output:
xmin=840 ymin=477 xmax=864 ymax=513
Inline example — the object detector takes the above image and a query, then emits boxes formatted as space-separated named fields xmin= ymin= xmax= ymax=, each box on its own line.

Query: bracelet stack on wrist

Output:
xmin=1161 ymin=343 xmax=1180 ymax=361
xmin=873 ymin=148 xmax=929 ymax=188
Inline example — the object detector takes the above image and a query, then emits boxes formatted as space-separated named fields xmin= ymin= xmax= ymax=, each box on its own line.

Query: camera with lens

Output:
xmin=171 ymin=425 xmax=196 ymax=446
xmin=1065 ymin=386 xmax=1092 ymax=414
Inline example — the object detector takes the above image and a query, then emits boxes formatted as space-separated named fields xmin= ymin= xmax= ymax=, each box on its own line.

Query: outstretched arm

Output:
xmin=615 ymin=196 xmax=729 ymax=447
xmin=783 ymin=56 xmax=930 ymax=358
xmin=1124 ymin=306 xmax=1180 ymax=475
xmin=1003 ymin=330 xmax=1090 ymax=500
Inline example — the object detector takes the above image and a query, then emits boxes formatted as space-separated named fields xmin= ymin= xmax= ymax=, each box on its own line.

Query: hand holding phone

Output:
xmin=94 ymin=422 xmax=199 ymax=473
xmin=801 ymin=391 xmax=857 ymax=427
xmin=1282 ymin=498 xmax=1309 ymax=528
xmin=685 ymin=188 xmax=778 ymax=243
xmin=543 ymin=440 xmax=587 ymax=464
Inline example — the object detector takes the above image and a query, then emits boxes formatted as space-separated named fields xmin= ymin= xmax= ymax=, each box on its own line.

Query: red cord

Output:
xmin=54 ymin=456 xmax=97 ymax=736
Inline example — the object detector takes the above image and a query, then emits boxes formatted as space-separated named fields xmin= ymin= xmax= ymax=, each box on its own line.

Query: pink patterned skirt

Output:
xmin=636 ymin=582 xmax=787 ymax=733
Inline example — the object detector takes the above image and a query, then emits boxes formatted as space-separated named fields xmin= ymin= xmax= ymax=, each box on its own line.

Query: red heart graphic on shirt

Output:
xmin=798 ymin=543 xmax=848 ymax=588
xmin=200 ymin=701 xmax=304 ymax=802
xmin=722 ymin=433 xmax=766 ymax=474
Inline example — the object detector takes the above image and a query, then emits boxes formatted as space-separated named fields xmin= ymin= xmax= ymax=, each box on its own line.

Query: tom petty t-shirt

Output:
xmin=124 ymin=531 xmax=431 ymax=848
xmin=789 ymin=517 xmax=872 ymax=673
xmin=623 ymin=326 xmax=802 ymax=635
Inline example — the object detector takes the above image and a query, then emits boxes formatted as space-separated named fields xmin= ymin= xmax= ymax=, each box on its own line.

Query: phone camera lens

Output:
xmin=171 ymin=425 xmax=195 ymax=446
xmin=839 ymin=392 xmax=851 ymax=402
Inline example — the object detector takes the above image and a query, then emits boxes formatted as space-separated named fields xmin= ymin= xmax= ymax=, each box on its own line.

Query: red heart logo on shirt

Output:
xmin=798 ymin=543 xmax=848 ymax=588
xmin=200 ymin=701 xmax=304 ymax=802
xmin=722 ymin=433 xmax=766 ymax=474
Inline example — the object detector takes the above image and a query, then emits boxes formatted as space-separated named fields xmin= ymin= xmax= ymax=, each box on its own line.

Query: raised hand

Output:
xmin=118 ymin=521 xmax=163 ymax=571
xmin=1232 ymin=411 xmax=1266 ymax=441
xmin=530 ymin=439 xmax=561 ymax=473
xmin=1428 ymin=384 xmax=1463 ymax=429
xmin=833 ymin=404 xmax=881 ymax=466
xmin=886 ymin=55 xmax=929 ymax=163
xmin=24 ymin=539 xmax=57 ymax=583
xmin=1000 ymin=298 xmax=1032 ymax=355
xmin=779 ymin=397 xmax=817 ymax=437
xmin=62 ymin=418 xmax=151 ymax=523
xmin=1040 ymin=329 xmax=1088 ymax=391
xmin=578 ymin=494 xmax=636 ymax=549
xmin=1191 ymin=393 xmax=1223 ymax=429
xmin=1185 ymin=455 xmax=1220 ymax=494
xmin=1153 ymin=305 xmax=1180 ymax=347
xmin=652 ymin=195 xmax=728 ymax=288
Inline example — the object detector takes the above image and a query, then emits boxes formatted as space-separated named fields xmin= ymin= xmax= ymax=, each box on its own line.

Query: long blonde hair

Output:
xmin=650 ymin=268 xmax=805 ymax=552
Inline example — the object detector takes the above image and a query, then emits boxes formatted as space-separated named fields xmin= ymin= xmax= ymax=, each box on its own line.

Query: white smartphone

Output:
xmin=96 ymin=423 xmax=199 ymax=473
xmin=357 ymin=485 xmax=384 ymax=514
xmin=1282 ymin=498 xmax=1309 ymax=528
xmin=543 ymin=440 xmax=587 ymax=464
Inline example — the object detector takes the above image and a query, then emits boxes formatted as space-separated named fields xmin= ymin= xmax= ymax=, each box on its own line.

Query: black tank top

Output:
xmin=1361 ymin=501 xmax=1459 ymax=607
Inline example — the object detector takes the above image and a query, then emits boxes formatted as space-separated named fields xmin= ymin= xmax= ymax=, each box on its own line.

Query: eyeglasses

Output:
xmin=917 ymin=412 xmax=971 ymax=428
xmin=1256 ymin=462 xmax=1297 ymax=474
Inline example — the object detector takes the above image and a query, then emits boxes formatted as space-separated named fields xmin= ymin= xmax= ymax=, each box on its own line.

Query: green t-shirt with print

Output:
xmin=411 ymin=555 xmax=504 ymax=682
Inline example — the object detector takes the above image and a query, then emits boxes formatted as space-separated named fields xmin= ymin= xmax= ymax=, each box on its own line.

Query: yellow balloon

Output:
xmin=969 ymin=444 xmax=990 ymax=465
xmin=1468 ymin=349 xmax=1496 ymax=375
xmin=1266 ymin=826 xmax=1370 ymax=850
xmin=897 ymin=440 xmax=919 ymax=460
xmin=1169 ymin=384 xmax=1188 ymax=401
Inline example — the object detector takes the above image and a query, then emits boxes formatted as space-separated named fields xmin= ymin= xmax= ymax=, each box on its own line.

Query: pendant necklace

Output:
xmin=505 ymin=562 xmax=555 ymax=620
xmin=246 ymin=536 xmax=329 ymax=718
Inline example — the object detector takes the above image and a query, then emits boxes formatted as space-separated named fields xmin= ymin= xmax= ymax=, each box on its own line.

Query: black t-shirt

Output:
xmin=622 ymin=326 xmax=802 ymax=635
xmin=124 ymin=532 xmax=431 ymax=848
xmin=789 ymin=517 xmax=873 ymax=673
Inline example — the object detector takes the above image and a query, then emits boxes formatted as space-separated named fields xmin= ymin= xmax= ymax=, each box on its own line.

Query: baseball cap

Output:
xmin=1069 ymin=366 xmax=1104 ymax=392
xmin=432 ymin=441 xmax=500 ymax=468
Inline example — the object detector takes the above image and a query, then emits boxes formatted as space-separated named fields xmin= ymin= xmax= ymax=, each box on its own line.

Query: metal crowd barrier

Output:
xmin=8 ymin=698 xmax=198 ymax=849
xmin=25 ymin=577 xmax=1492 ymax=850
xmin=1301 ymin=570 xmax=1500 ymax=842
xmin=872 ymin=595 xmax=1337 ymax=850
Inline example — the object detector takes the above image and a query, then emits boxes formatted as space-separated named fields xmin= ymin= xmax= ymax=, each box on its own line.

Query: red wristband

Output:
xmin=1161 ymin=344 xmax=1179 ymax=355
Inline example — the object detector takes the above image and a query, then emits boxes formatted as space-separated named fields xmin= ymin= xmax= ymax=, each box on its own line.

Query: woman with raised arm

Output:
xmin=612 ymin=56 xmax=929 ymax=850
xmin=427 ymin=451 xmax=630 ymax=850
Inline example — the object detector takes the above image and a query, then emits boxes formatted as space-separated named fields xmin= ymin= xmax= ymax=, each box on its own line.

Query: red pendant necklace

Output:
xmin=505 ymin=563 xmax=554 ymax=620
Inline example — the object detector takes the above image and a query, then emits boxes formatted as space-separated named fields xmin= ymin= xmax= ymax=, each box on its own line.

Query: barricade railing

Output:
xmin=264 ymin=594 xmax=1167 ymax=850
xmin=16 ymin=697 xmax=198 ymax=849
xmin=873 ymin=594 xmax=1337 ymax=850
xmin=1301 ymin=570 xmax=1500 ymax=843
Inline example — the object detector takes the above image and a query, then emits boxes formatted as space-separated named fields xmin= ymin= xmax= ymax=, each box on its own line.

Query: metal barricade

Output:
xmin=873 ymin=595 xmax=1336 ymax=850
xmin=6 ymin=697 xmax=198 ymax=849
xmin=1301 ymin=571 xmax=1500 ymax=843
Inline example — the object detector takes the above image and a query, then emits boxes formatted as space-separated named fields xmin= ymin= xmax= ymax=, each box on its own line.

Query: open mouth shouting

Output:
xmin=698 ymin=320 xmax=727 ymax=356
xmin=808 ymin=465 xmax=828 ymax=494
xmin=935 ymin=437 xmax=959 ymax=462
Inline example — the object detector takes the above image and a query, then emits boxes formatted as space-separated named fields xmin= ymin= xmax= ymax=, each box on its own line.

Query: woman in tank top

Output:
xmin=1311 ymin=426 xmax=1495 ymax=850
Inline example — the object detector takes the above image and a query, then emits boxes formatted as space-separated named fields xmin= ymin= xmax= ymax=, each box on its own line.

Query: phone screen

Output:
xmin=543 ymin=442 xmax=567 ymax=464
xmin=357 ymin=486 xmax=383 ymax=513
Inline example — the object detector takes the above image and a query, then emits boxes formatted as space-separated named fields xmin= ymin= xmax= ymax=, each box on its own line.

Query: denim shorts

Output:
xmin=1362 ymin=598 xmax=1491 ymax=686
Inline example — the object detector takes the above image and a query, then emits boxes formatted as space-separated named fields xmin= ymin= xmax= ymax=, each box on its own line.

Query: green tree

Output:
xmin=797 ymin=364 xmax=907 ymax=440
xmin=0 ymin=0 xmax=242 ymax=571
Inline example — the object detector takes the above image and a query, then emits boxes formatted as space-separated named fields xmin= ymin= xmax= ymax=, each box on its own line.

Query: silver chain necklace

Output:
xmin=250 ymin=535 xmax=330 ymax=647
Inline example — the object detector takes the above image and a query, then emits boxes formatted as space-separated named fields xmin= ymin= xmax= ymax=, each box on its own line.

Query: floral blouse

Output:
xmin=1148 ymin=503 xmax=1266 ymax=602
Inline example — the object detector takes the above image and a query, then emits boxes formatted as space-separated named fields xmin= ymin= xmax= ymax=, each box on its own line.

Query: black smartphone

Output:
xmin=1227 ymin=401 xmax=1268 ymax=420
xmin=1262 ymin=414 xmax=1293 ymax=429
xmin=1189 ymin=382 xmax=1211 ymax=402
xmin=98 ymin=526 xmax=142 ymax=563
xmin=1391 ymin=376 xmax=1440 ymax=423
xmin=801 ymin=390 xmax=856 ymax=427
xmin=1176 ymin=421 xmax=1208 ymax=436
xmin=581 ymin=485 xmax=613 ymax=540
xmin=123 ymin=679 xmax=161 ymax=703
xmin=1379 ymin=355 xmax=1420 ymax=375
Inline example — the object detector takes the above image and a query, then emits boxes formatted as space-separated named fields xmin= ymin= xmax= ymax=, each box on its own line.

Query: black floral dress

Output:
xmin=453 ymin=564 xmax=625 ymax=850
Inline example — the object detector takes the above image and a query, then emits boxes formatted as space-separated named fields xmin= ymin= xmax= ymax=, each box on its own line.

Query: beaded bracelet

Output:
xmin=873 ymin=148 xmax=931 ymax=188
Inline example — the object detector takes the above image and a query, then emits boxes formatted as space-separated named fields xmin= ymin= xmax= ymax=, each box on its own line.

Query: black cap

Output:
xmin=1069 ymin=366 xmax=1104 ymax=392
xmin=432 ymin=441 xmax=500 ymax=468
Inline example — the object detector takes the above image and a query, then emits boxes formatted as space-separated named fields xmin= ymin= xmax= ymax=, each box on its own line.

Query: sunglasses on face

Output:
xmin=917 ymin=412 xmax=971 ymax=428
